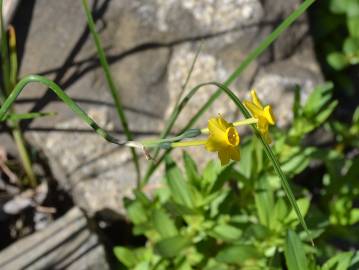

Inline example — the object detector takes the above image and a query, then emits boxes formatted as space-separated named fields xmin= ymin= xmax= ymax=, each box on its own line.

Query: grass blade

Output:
xmin=0 ymin=0 xmax=10 ymax=96
xmin=81 ymin=0 xmax=140 ymax=184
xmin=5 ymin=112 xmax=56 ymax=121
xmin=0 ymin=75 xmax=125 ymax=145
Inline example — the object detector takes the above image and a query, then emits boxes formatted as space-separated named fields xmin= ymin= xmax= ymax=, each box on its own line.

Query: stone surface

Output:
xmin=4 ymin=0 xmax=323 ymax=216
xmin=0 ymin=207 xmax=109 ymax=270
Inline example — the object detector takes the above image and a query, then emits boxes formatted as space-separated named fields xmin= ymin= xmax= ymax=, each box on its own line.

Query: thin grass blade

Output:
xmin=0 ymin=75 xmax=125 ymax=146
xmin=81 ymin=0 xmax=140 ymax=183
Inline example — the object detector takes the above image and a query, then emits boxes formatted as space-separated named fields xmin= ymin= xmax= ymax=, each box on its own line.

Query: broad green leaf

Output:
xmin=237 ymin=139 xmax=253 ymax=178
xmin=243 ymin=224 xmax=271 ymax=241
xmin=284 ymin=197 xmax=310 ymax=225
xmin=209 ymin=224 xmax=242 ymax=242
xmin=209 ymin=164 xmax=235 ymax=193
xmin=348 ymin=16 xmax=359 ymax=38
xmin=113 ymin=246 xmax=138 ymax=267
xmin=152 ymin=208 xmax=178 ymax=238
xmin=114 ymin=247 xmax=151 ymax=268
xmin=327 ymin=52 xmax=349 ymax=70
xmin=165 ymin=157 xmax=194 ymax=208
xmin=322 ymin=251 xmax=354 ymax=270
xmin=281 ymin=147 xmax=316 ymax=176
xmin=329 ymin=0 xmax=350 ymax=14
xmin=165 ymin=202 xmax=198 ymax=216
xmin=303 ymin=83 xmax=334 ymax=116
xmin=270 ymin=197 xmax=289 ymax=230
xmin=343 ymin=37 xmax=359 ymax=55
xmin=183 ymin=151 xmax=201 ymax=186
xmin=126 ymin=200 xmax=147 ymax=224
xmin=202 ymin=160 xmax=221 ymax=188
xmin=346 ymin=0 xmax=359 ymax=17
xmin=255 ymin=175 xmax=274 ymax=226
xmin=284 ymin=230 xmax=308 ymax=270
xmin=155 ymin=235 xmax=190 ymax=258
xmin=216 ymin=245 xmax=260 ymax=265
xmin=315 ymin=100 xmax=338 ymax=125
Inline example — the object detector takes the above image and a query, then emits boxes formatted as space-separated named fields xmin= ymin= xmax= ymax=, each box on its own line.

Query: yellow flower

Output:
xmin=205 ymin=115 xmax=240 ymax=165
xmin=244 ymin=90 xmax=276 ymax=143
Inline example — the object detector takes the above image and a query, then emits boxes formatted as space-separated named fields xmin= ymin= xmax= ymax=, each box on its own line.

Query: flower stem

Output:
xmin=200 ymin=117 xmax=258 ymax=133
xmin=171 ymin=140 xmax=207 ymax=148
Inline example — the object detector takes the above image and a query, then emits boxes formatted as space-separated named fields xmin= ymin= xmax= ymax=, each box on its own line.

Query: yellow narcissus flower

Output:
xmin=244 ymin=89 xmax=276 ymax=143
xmin=205 ymin=115 xmax=240 ymax=165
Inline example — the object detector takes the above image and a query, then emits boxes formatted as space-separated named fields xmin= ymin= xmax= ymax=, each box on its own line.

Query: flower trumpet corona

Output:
xmin=244 ymin=89 xmax=276 ymax=143
xmin=204 ymin=115 xmax=241 ymax=165
xmin=171 ymin=115 xmax=254 ymax=166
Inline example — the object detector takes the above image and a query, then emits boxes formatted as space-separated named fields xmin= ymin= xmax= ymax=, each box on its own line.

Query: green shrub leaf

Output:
xmin=284 ymin=230 xmax=308 ymax=270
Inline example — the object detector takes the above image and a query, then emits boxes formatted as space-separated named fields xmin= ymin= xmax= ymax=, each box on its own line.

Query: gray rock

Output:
xmin=0 ymin=207 xmax=109 ymax=270
xmin=7 ymin=0 xmax=322 ymax=216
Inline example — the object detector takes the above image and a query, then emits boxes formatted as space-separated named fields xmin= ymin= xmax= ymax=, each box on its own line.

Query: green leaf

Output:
xmin=284 ymin=197 xmax=310 ymax=225
xmin=126 ymin=200 xmax=147 ymax=225
xmin=348 ymin=16 xmax=359 ymax=38
xmin=281 ymin=147 xmax=316 ymax=176
xmin=346 ymin=0 xmax=359 ymax=17
xmin=216 ymin=245 xmax=260 ymax=265
xmin=165 ymin=157 xmax=194 ymax=208
xmin=327 ymin=52 xmax=349 ymax=70
xmin=322 ymin=251 xmax=354 ymax=270
xmin=202 ymin=160 xmax=221 ymax=188
xmin=155 ymin=235 xmax=190 ymax=258
xmin=270 ymin=197 xmax=289 ymax=230
xmin=330 ymin=0 xmax=350 ymax=14
xmin=4 ymin=112 xmax=56 ymax=121
xmin=284 ymin=230 xmax=308 ymax=270
xmin=303 ymin=83 xmax=334 ymax=116
xmin=152 ymin=208 xmax=178 ymax=238
xmin=255 ymin=175 xmax=274 ymax=226
xmin=165 ymin=202 xmax=198 ymax=216
xmin=237 ymin=139 xmax=253 ymax=178
xmin=315 ymin=100 xmax=338 ymax=125
xmin=209 ymin=224 xmax=242 ymax=242
xmin=183 ymin=151 xmax=201 ymax=186
xmin=114 ymin=247 xmax=138 ymax=268
xmin=114 ymin=247 xmax=151 ymax=268
xmin=343 ymin=37 xmax=359 ymax=55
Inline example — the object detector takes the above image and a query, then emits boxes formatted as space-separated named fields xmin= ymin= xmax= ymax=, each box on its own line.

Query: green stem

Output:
xmin=1 ymin=1 xmax=38 ymax=186
xmin=142 ymin=0 xmax=316 ymax=185
xmin=11 ymin=122 xmax=37 ymax=187
xmin=0 ymin=0 xmax=10 ymax=95
xmin=81 ymin=0 xmax=140 ymax=184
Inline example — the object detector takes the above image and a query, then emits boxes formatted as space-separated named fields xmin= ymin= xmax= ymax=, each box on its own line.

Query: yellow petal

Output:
xmin=218 ymin=149 xmax=230 ymax=165
xmin=208 ymin=117 xmax=226 ymax=135
xmin=257 ymin=116 xmax=268 ymax=132
xmin=244 ymin=100 xmax=263 ymax=118
xmin=250 ymin=89 xmax=263 ymax=109
xmin=229 ymin=146 xmax=240 ymax=161
xmin=205 ymin=136 xmax=223 ymax=152
xmin=264 ymin=105 xmax=276 ymax=125
xmin=217 ymin=114 xmax=231 ymax=130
